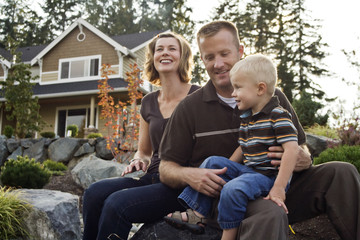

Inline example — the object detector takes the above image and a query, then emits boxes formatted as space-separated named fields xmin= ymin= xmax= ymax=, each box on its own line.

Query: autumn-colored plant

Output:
xmin=98 ymin=63 xmax=143 ymax=162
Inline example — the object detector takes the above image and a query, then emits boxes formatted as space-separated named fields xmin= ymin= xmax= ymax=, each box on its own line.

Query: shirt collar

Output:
xmin=240 ymin=96 xmax=280 ymax=119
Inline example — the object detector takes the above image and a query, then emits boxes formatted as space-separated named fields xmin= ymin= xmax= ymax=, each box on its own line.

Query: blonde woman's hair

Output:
xmin=143 ymin=32 xmax=193 ymax=86
xmin=230 ymin=54 xmax=277 ymax=94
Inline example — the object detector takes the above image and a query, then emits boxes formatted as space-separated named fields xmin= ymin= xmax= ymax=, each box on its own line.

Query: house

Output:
xmin=0 ymin=18 xmax=164 ymax=138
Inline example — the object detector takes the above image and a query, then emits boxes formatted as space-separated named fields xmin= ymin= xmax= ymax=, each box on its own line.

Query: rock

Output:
xmin=71 ymin=155 xmax=126 ymax=189
xmin=74 ymin=142 xmax=95 ymax=157
xmin=48 ymin=138 xmax=81 ymax=164
xmin=23 ymin=138 xmax=47 ymax=163
xmin=131 ymin=220 xmax=222 ymax=240
xmin=0 ymin=138 xmax=8 ymax=166
xmin=95 ymin=138 xmax=114 ymax=160
xmin=7 ymin=146 xmax=23 ymax=161
xmin=21 ymin=138 xmax=38 ymax=148
xmin=19 ymin=189 xmax=81 ymax=240
xmin=305 ymin=133 xmax=340 ymax=157
xmin=6 ymin=138 xmax=20 ymax=152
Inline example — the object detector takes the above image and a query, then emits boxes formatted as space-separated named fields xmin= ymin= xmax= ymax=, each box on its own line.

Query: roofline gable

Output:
xmin=30 ymin=18 xmax=133 ymax=66
xmin=130 ymin=29 xmax=171 ymax=52
xmin=0 ymin=58 xmax=11 ymax=68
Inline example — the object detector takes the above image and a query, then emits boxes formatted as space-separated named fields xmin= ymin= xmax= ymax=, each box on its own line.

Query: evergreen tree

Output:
xmin=85 ymin=0 xmax=139 ymax=35
xmin=41 ymin=0 xmax=84 ymax=37
xmin=0 ymin=0 xmax=44 ymax=47
xmin=0 ymin=40 xmax=45 ymax=138
xmin=213 ymin=0 xmax=331 ymax=125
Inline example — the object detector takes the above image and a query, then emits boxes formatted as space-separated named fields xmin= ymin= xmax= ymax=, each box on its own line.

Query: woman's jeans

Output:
xmin=82 ymin=172 xmax=184 ymax=240
xmin=179 ymin=156 xmax=278 ymax=230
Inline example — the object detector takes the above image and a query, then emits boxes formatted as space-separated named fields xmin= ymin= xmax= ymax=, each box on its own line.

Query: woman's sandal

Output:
xmin=164 ymin=209 xmax=207 ymax=234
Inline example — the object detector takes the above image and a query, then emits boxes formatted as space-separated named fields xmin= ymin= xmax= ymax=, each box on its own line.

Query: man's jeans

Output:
xmin=179 ymin=156 xmax=277 ymax=229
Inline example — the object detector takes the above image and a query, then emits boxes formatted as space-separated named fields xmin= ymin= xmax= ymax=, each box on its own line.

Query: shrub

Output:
xmin=43 ymin=160 xmax=67 ymax=176
xmin=0 ymin=156 xmax=51 ymax=189
xmin=66 ymin=124 xmax=79 ymax=137
xmin=3 ymin=125 xmax=14 ymax=138
xmin=87 ymin=132 xmax=103 ymax=139
xmin=0 ymin=187 xmax=31 ymax=239
xmin=314 ymin=145 xmax=360 ymax=173
xmin=40 ymin=131 xmax=56 ymax=138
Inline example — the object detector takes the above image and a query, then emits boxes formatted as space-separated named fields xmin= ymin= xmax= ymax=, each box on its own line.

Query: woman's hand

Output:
xmin=121 ymin=159 xmax=149 ymax=176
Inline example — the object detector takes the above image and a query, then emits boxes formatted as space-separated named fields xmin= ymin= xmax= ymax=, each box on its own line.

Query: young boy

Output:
xmin=164 ymin=54 xmax=299 ymax=240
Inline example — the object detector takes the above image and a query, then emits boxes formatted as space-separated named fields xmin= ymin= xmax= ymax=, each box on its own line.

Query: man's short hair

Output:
xmin=230 ymin=54 xmax=277 ymax=94
xmin=197 ymin=20 xmax=240 ymax=49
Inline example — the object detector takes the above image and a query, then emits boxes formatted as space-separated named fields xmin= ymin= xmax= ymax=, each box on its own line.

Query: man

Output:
xmin=159 ymin=20 xmax=360 ymax=240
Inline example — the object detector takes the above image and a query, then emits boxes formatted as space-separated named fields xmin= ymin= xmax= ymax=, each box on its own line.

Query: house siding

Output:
xmin=42 ymin=27 xmax=119 ymax=74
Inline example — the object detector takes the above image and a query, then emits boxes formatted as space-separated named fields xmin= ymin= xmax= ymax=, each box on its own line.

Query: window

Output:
xmin=60 ymin=56 xmax=100 ymax=80
xmin=57 ymin=108 xmax=97 ymax=137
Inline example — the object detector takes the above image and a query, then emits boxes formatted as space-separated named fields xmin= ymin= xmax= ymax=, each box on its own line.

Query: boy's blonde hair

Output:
xmin=230 ymin=54 xmax=277 ymax=95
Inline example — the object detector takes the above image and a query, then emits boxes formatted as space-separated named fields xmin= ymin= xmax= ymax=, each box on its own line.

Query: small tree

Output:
xmin=98 ymin=63 xmax=143 ymax=162
xmin=0 ymin=47 xmax=45 ymax=138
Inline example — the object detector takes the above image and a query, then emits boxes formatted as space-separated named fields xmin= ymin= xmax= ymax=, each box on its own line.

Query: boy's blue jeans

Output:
xmin=179 ymin=156 xmax=278 ymax=229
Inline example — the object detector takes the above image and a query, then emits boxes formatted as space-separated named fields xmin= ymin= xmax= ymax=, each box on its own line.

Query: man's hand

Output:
xmin=186 ymin=167 xmax=227 ymax=198
xmin=268 ymin=145 xmax=312 ymax=172
xmin=121 ymin=159 xmax=149 ymax=176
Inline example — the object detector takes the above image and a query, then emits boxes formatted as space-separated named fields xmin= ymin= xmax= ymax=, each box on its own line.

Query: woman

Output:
xmin=82 ymin=32 xmax=199 ymax=240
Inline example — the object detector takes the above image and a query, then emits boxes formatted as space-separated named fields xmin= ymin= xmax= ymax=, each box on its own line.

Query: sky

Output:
xmin=188 ymin=0 xmax=360 ymax=124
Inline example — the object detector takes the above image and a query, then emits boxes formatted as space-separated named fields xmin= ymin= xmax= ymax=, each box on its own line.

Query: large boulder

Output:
xmin=305 ymin=133 xmax=340 ymax=157
xmin=48 ymin=138 xmax=81 ymax=164
xmin=23 ymin=138 xmax=47 ymax=163
xmin=19 ymin=189 xmax=81 ymax=240
xmin=0 ymin=138 xmax=8 ymax=166
xmin=6 ymin=138 xmax=20 ymax=153
xmin=74 ymin=142 xmax=95 ymax=157
xmin=71 ymin=154 xmax=145 ymax=189
xmin=95 ymin=138 xmax=114 ymax=160
xmin=71 ymin=155 xmax=125 ymax=189
xmin=7 ymin=146 xmax=23 ymax=161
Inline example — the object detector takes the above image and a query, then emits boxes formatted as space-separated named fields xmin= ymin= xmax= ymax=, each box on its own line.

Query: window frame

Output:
xmin=58 ymin=55 xmax=101 ymax=81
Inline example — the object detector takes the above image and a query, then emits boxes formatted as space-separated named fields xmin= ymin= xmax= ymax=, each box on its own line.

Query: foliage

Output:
xmin=292 ymin=91 xmax=328 ymax=127
xmin=40 ymin=131 xmax=56 ymax=138
xmin=0 ymin=187 xmax=31 ymax=239
xmin=98 ymin=63 xmax=143 ymax=162
xmin=66 ymin=124 xmax=79 ymax=138
xmin=87 ymin=132 xmax=103 ymax=139
xmin=0 ymin=61 xmax=45 ymax=139
xmin=336 ymin=118 xmax=360 ymax=147
xmin=212 ymin=0 xmax=331 ymax=122
xmin=43 ymin=160 xmax=67 ymax=176
xmin=40 ymin=0 xmax=83 ymax=36
xmin=3 ymin=125 xmax=14 ymax=139
xmin=0 ymin=156 xmax=51 ymax=189
xmin=305 ymin=124 xmax=338 ymax=139
xmin=0 ymin=0 xmax=45 ymax=47
xmin=314 ymin=145 xmax=360 ymax=173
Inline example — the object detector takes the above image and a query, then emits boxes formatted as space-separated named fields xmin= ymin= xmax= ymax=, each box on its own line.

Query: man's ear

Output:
xmin=257 ymin=82 xmax=267 ymax=96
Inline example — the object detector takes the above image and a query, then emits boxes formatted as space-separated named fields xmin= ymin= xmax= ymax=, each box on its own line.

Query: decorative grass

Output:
xmin=0 ymin=187 xmax=32 ymax=239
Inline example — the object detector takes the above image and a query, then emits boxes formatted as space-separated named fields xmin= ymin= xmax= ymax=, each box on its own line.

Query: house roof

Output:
xmin=112 ymin=30 xmax=164 ymax=50
xmin=1 ymin=18 xmax=164 ymax=65
xmin=0 ymin=78 xmax=129 ymax=102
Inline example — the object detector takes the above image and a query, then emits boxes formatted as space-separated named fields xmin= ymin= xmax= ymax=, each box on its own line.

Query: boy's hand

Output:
xmin=264 ymin=185 xmax=288 ymax=213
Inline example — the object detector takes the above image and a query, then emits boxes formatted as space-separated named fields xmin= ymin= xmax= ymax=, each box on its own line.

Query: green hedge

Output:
xmin=314 ymin=145 xmax=360 ymax=173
